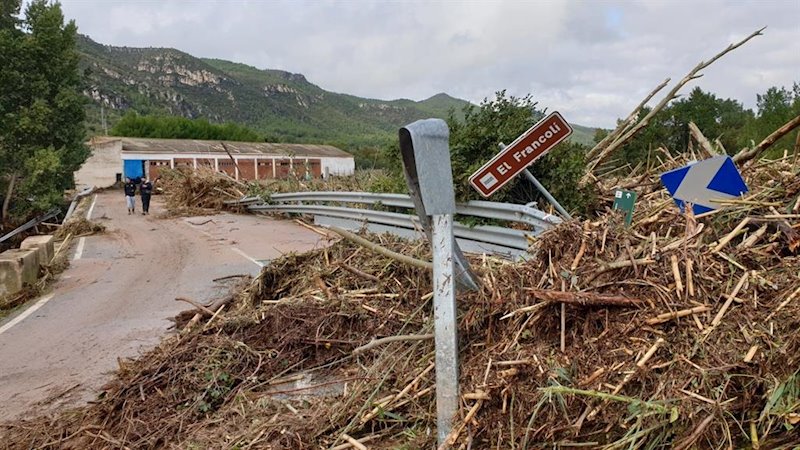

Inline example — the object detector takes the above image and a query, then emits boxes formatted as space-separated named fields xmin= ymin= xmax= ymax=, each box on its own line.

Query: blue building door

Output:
xmin=123 ymin=160 xmax=145 ymax=181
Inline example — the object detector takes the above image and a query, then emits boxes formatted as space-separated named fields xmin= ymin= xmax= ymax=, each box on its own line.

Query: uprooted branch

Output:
xmin=733 ymin=114 xmax=800 ymax=165
xmin=525 ymin=289 xmax=643 ymax=307
xmin=586 ymin=27 xmax=765 ymax=174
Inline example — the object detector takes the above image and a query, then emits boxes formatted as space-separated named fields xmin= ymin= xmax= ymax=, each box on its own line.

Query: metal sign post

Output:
xmin=495 ymin=141 xmax=573 ymax=220
xmin=399 ymin=119 xmax=478 ymax=446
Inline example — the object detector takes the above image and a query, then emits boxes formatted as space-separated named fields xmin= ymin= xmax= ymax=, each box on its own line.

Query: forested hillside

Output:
xmin=78 ymin=36 xmax=469 ymax=148
xmin=77 ymin=35 xmax=598 ymax=149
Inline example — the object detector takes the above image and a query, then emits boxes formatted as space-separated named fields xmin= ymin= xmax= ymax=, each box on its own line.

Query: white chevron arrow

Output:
xmin=672 ymin=155 xmax=738 ymax=210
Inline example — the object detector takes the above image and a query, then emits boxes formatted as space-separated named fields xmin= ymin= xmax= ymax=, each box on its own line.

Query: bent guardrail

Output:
xmin=227 ymin=191 xmax=562 ymax=258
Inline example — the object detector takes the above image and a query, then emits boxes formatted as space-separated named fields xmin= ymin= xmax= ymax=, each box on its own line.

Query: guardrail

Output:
xmin=0 ymin=207 xmax=61 ymax=244
xmin=63 ymin=187 xmax=95 ymax=222
xmin=227 ymin=191 xmax=561 ymax=258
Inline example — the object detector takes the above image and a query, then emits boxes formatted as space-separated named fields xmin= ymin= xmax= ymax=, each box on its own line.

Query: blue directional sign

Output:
xmin=660 ymin=155 xmax=748 ymax=215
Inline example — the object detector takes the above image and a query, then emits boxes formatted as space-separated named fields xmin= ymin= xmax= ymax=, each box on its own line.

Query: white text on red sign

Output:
xmin=468 ymin=112 xmax=573 ymax=197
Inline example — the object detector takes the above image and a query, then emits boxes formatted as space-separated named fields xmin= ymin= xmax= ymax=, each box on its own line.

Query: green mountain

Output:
xmin=78 ymin=35 xmax=597 ymax=149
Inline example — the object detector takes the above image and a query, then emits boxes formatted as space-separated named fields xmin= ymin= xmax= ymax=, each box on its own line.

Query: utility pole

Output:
xmin=101 ymin=104 xmax=108 ymax=135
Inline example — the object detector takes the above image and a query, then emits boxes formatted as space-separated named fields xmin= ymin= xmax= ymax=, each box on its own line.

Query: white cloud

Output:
xmin=55 ymin=0 xmax=800 ymax=128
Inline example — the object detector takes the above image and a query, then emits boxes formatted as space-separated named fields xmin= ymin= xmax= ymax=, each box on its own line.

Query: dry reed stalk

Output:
xmin=671 ymin=255 xmax=683 ymax=294
xmin=340 ymin=433 xmax=367 ymax=450
xmin=712 ymin=218 xmax=750 ymax=252
xmin=766 ymin=284 xmax=800 ymax=320
xmin=438 ymin=396 xmax=486 ymax=450
xmin=587 ymin=338 xmax=665 ymax=420
xmin=705 ymin=271 xmax=752 ymax=336
xmin=360 ymin=362 xmax=435 ymax=424
xmin=352 ymin=334 xmax=433 ymax=355
xmin=743 ymin=345 xmax=759 ymax=363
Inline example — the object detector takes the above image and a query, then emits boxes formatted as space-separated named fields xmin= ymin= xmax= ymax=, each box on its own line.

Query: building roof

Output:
xmin=91 ymin=136 xmax=352 ymax=158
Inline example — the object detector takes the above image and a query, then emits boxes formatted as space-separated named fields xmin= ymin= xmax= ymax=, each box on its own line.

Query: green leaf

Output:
xmin=670 ymin=407 xmax=679 ymax=423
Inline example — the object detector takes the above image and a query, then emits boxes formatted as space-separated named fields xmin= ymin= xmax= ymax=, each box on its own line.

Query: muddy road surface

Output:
xmin=0 ymin=191 xmax=326 ymax=420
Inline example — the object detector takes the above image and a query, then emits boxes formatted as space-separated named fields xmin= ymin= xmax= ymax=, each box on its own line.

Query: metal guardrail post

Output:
xmin=400 ymin=119 xmax=466 ymax=446
xmin=432 ymin=213 xmax=458 ymax=445
xmin=400 ymin=120 xmax=479 ymax=291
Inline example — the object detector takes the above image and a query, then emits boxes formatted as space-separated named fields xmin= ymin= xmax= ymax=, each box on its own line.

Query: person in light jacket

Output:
xmin=124 ymin=178 xmax=137 ymax=215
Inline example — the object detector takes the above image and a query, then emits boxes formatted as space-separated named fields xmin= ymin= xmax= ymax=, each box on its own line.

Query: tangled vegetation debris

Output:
xmin=2 ymin=152 xmax=799 ymax=448
xmin=54 ymin=217 xmax=105 ymax=240
xmin=155 ymin=167 xmax=247 ymax=217
xmin=3 ymin=28 xmax=799 ymax=448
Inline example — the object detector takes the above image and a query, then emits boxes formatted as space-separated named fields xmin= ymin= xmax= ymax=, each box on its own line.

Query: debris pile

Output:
xmin=3 ymin=150 xmax=799 ymax=448
xmin=54 ymin=217 xmax=105 ymax=239
xmin=262 ymin=169 xmax=403 ymax=194
xmin=157 ymin=167 xmax=249 ymax=216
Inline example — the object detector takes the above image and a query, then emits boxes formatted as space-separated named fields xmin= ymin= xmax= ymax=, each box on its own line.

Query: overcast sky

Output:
xmin=55 ymin=0 xmax=800 ymax=128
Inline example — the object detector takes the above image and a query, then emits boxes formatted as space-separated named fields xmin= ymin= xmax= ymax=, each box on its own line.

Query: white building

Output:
xmin=74 ymin=136 xmax=355 ymax=189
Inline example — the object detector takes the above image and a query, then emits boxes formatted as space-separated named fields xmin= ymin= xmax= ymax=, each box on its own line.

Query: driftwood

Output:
xmin=586 ymin=78 xmax=670 ymax=162
xmin=586 ymin=27 xmax=765 ymax=174
xmin=175 ymin=297 xmax=216 ymax=316
xmin=340 ymin=263 xmax=380 ymax=283
xmin=525 ymin=289 xmax=643 ymax=307
xmin=213 ymin=274 xmax=249 ymax=282
xmin=733 ymin=114 xmax=800 ymax=165
xmin=174 ymin=292 xmax=238 ymax=331
xmin=328 ymin=226 xmax=432 ymax=270
xmin=688 ymin=121 xmax=720 ymax=157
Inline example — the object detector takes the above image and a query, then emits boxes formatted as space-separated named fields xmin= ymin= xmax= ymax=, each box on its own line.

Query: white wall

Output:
xmin=74 ymin=140 xmax=122 ymax=189
xmin=320 ymin=157 xmax=355 ymax=178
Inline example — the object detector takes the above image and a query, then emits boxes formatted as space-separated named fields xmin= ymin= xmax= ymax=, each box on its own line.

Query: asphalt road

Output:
xmin=0 ymin=191 xmax=326 ymax=420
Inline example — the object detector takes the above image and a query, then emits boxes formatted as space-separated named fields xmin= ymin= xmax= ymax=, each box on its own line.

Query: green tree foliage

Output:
xmin=610 ymin=85 xmax=800 ymax=168
xmin=619 ymin=87 xmax=753 ymax=165
xmin=110 ymin=113 xmax=264 ymax=142
xmin=1 ymin=0 xmax=88 ymax=221
xmin=376 ymin=91 xmax=595 ymax=215
xmin=740 ymin=84 xmax=800 ymax=158
xmin=447 ymin=91 xmax=594 ymax=213
xmin=669 ymin=87 xmax=753 ymax=153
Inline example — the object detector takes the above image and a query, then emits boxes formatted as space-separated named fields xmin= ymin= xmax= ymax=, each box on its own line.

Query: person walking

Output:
xmin=140 ymin=178 xmax=153 ymax=215
xmin=124 ymin=177 xmax=137 ymax=215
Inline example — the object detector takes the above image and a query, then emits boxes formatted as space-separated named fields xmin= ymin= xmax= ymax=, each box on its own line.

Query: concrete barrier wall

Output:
xmin=0 ymin=257 xmax=23 ymax=297
xmin=21 ymin=235 xmax=55 ymax=268
xmin=0 ymin=235 xmax=54 ymax=298
xmin=2 ymin=249 xmax=38 ymax=285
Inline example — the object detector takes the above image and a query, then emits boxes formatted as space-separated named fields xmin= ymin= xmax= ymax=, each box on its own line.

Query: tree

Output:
xmin=0 ymin=0 xmax=88 ymax=223
xmin=667 ymin=87 xmax=752 ymax=154
xmin=446 ymin=91 xmax=596 ymax=214
xmin=110 ymin=112 xmax=263 ymax=142
xmin=614 ymin=87 xmax=753 ymax=167
xmin=740 ymin=84 xmax=800 ymax=158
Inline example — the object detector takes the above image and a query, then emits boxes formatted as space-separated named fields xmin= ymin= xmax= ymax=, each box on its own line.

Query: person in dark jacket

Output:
xmin=140 ymin=178 xmax=153 ymax=215
xmin=124 ymin=177 xmax=137 ymax=215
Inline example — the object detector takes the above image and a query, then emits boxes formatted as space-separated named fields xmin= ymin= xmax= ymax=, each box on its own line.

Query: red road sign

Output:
xmin=469 ymin=112 xmax=573 ymax=197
